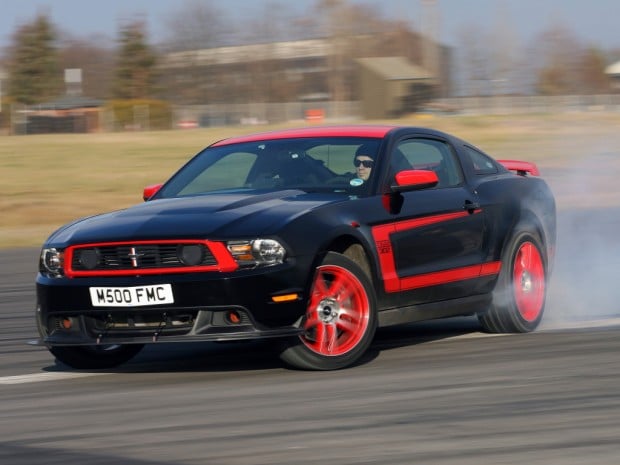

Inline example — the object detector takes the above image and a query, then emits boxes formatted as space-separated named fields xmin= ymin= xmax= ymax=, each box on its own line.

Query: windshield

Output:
xmin=156 ymin=137 xmax=382 ymax=198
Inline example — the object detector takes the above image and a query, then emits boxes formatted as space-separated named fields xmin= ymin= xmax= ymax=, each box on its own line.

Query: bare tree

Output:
xmin=457 ymin=24 xmax=493 ymax=96
xmin=533 ymin=23 xmax=582 ymax=95
xmin=58 ymin=35 xmax=115 ymax=99
xmin=488 ymin=2 xmax=521 ymax=95
xmin=163 ymin=0 xmax=229 ymax=51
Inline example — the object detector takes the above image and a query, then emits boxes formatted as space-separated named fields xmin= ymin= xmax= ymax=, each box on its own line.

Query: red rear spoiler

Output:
xmin=498 ymin=160 xmax=540 ymax=176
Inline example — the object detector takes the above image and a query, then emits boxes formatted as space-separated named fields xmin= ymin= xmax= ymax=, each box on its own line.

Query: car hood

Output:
xmin=47 ymin=190 xmax=346 ymax=246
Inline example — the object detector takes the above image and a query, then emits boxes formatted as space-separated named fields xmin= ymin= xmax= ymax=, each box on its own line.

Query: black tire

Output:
xmin=280 ymin=251 xmax=377 ymax=370
xmin=50 ymin=344 xmax=144 ymax=370
xmin=479 ymin=231 xmax=547 ymax=333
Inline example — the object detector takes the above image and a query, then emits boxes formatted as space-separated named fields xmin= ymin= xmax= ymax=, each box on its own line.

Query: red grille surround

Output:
xmin=64 ymin=240 xmax=238 ymax=278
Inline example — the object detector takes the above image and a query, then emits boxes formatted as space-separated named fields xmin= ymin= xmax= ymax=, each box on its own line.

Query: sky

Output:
xmin=0 ymin=0 xmax=618 ymax=50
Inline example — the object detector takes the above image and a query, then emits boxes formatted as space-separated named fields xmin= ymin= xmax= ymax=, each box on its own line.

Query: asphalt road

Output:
xmin=1 ymin=207 xmax=620 ymax=465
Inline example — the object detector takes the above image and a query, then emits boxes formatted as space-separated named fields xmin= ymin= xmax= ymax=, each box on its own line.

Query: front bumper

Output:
xmin=36 ymin=263 xmax=309 ymax=347
xmin=36 ymin=305 xmax=304 ymax=347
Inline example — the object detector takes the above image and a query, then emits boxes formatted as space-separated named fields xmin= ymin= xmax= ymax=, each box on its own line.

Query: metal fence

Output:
xmin=2 ymin=95 xmax=620 ymax=135
xmin=433 ymin=94 xmax=620 ymax=115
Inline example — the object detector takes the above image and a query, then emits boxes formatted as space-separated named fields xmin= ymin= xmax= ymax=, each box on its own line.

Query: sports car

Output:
xmin=36 ymin=125 xmax=556 ymax=370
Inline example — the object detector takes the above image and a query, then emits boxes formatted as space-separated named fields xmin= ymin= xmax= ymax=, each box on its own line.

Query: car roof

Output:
xmin=211 ymin=125 xmax=399 ymax=147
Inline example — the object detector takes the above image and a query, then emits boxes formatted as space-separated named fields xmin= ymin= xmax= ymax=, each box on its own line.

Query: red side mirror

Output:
xmin=143 ymin=183 xmax=163 ymax=201
xmin=392 ymin=170 xmax=439 ymax=192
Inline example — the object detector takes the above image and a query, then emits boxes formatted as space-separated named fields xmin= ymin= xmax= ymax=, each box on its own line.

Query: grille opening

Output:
xmin=85 ymin=311 xmax=197 ymax=337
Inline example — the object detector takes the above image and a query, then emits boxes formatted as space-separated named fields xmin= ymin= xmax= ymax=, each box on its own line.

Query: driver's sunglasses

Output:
xmin=354 ymin=159 xmax=374 ymax=168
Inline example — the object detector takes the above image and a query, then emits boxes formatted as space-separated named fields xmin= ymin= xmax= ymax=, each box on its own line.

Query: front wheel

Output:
xmin=479 ymin=231 xmax=547 ymax=333
xmin=280 ymin=252 xmax=377 ymax=370
xmin=50 ymin=344 xmax=144 ymax=369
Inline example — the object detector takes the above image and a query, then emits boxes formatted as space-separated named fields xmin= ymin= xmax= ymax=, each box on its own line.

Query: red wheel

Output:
xmin=302 ymin=264 xmax=370 ymax=356
xmin=512 ymin=241 xmax=545 ymax=322
xmin=280 ymin=251 xmax=377 ymax=370
xmin=479 ymin=231 xmax=547 ymax=333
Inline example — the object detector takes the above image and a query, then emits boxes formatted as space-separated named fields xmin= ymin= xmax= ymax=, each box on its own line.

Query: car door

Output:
xmin=371 ymin=135 xmax=491 ymax=304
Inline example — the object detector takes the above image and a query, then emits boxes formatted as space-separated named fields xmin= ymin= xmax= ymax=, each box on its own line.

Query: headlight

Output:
xmin=40 ymin=248 xmax=65 ymax=277
xmin=227 ymin=239 xmax=286 ymax=267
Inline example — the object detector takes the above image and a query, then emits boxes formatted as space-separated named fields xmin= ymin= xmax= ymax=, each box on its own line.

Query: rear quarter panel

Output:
xmin=474 ymin=173 xmax=556 ymax=272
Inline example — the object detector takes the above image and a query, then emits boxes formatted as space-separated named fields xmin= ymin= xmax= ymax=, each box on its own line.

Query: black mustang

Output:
xmin=36 ymin=125 xmax=556 ymax=370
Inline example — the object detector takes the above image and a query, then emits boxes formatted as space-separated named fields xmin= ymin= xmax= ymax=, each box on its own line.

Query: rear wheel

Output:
xmin=479 ymin=231 xmax=547 ymax=333
xmin=280 ymin=251 xmax=377 ymax=370
xmin=50 ymin=344 xmax=144 ymax=369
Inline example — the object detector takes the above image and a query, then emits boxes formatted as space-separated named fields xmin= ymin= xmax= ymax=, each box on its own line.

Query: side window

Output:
xmin=466 ymin=146 xmax=499 ymax=175
xmin=394 ymin=139 xmax=463 ymax=188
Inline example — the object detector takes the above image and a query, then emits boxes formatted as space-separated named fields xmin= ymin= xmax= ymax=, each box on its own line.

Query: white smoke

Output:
xmin=540 ymin=146 xmax=620 ymax=328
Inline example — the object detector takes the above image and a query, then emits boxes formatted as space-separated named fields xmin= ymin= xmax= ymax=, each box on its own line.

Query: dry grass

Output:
xmin=2 ymin=112 xmax=620 ymax=248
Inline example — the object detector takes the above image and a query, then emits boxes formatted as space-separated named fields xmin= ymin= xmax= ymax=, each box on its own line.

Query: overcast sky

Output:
xmin=0 ymin=0 xmax=618 ymax=50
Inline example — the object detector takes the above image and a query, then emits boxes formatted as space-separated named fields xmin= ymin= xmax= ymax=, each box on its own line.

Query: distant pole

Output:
xmin=0 ymin=70 xmax=5 ymax=113
xmin=421 ymin=0 xmax=439 ymax=89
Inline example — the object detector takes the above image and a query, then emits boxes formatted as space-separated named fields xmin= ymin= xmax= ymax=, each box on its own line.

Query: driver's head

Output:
xmin=354 ymin=143 xmax=377 ymax=181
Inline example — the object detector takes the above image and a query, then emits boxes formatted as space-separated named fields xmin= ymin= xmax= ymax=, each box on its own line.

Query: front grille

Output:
xmin=72 ymin=244 xmax=215 ymax=271
xmin=64 ymin=240 xmax=233 ymax=277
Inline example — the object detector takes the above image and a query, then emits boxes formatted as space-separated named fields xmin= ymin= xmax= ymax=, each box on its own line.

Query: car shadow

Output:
xmin=42 ymin=316 xmax=485 ymax=374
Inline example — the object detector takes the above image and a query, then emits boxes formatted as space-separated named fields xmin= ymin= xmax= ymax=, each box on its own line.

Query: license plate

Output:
xmin=89 ymin=284 xmax=174 ymax=307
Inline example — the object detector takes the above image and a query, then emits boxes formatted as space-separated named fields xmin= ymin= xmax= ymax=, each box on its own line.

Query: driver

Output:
xmin=353 ymin=144 xmax=376 ymax=181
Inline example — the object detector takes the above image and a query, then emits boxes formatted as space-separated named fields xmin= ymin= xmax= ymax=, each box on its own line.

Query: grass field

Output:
xmin=2 ymin=112 xmax=620 ymax=249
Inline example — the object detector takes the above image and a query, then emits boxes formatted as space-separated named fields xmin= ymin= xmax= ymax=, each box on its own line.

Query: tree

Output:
xmin=457 ymin=25 xmax=493 ymax=96
xmin=6 ymin=13 xmax=62 ymax=104
xmin=112 ymin=20 xmax=158 ymax=99
xmin=534 ymin=24 xmax=582 ymax=95
xmin=157 ymin=0 xmax=230 ymax=104
xmin=577 ymin=47 xmax=610 ymax=94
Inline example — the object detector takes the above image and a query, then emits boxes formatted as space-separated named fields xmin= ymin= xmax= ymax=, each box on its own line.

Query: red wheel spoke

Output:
xmin=314 ymin=321 xmax=327 ymax=351
xmin=324 ymin=324 xmax=338 ymax=354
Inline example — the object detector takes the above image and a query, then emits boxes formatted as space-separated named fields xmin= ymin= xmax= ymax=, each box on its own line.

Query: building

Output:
xmin=158 ymin=29 xmax=452 ymax=122
xmin=605 ymin=61 xmax=620 ymax=91
xmin=356 ymin=57 xmax=434 ymax=119
xmin=24 ymin=95 xmax=104 ymax=133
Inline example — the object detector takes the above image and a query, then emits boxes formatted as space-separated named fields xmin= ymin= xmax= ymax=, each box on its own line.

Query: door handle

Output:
xmin=463 ymin=200 xmax=480 ymax=213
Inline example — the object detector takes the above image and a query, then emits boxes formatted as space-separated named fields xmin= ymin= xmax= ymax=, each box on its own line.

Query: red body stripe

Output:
xmin=64 ymin=239 xmax=238 ymax=278
xmin=371 ymin=210 xmax=500 ymax=292
xmin=399 ymin=262 xmax=501 ymax=291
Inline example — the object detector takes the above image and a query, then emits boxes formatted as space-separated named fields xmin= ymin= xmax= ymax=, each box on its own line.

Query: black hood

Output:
xmin=46 ymin=190 xmax=345 ymax=246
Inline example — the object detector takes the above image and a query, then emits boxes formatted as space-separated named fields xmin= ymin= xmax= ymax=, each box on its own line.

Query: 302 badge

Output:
xmin=89 ymin=284 xmax=174 ymax=307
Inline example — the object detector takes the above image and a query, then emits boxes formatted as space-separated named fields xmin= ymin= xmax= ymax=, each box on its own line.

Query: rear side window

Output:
xmin=466 ymin=146 xmax=500 ymax=175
